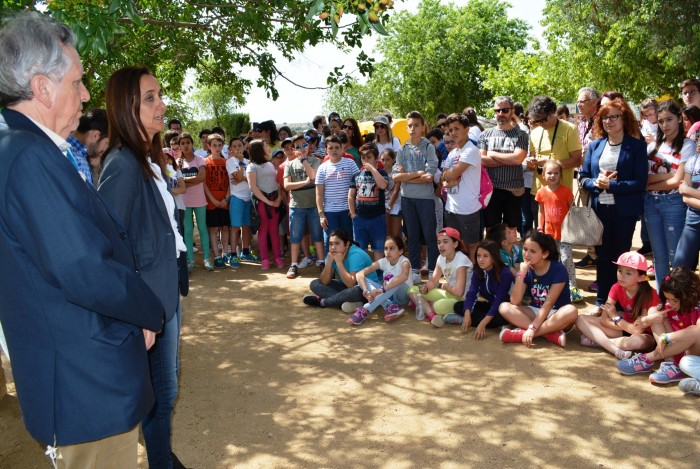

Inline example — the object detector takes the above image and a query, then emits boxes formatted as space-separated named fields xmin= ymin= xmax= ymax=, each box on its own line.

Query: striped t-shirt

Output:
xmin=479 ymin=126 xmax=529 ymax=189
xmin=315 ymin=158 xmax=359 ymax=212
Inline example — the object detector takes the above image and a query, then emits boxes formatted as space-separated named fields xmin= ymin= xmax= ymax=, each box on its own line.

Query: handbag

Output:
xmin=561 ymin=190 xmax=603 ymax=246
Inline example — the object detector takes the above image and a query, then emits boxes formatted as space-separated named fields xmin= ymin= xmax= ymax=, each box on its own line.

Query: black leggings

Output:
xmin=310 ymin=279 xmax=364 ymax=308
xmin=453 ymin=300 xmax=508 ymax=328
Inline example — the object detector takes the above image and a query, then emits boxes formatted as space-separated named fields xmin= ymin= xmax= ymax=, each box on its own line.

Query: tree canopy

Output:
xmin=484 ymin=0 xmax=700 ymax=104
xmin=1 ymin=0 xmax=398 ymax=107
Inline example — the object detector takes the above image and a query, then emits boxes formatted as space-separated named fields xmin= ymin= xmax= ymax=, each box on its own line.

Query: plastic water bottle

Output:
xmin=415 ymin=294 xmax=426 ymax=321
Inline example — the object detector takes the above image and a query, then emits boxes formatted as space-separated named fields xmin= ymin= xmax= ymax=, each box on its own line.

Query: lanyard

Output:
xmin=537 ymin=119 xmax=560 ymax=157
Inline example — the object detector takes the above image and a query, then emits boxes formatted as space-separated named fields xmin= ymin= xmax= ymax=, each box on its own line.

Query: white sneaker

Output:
xmin=298 ymin=257 xmax=313 ymax=269
xmin=411 ymin=270 xmax=422 ymax=285
xmin=341 ymin=302 xmax=364 ymax=313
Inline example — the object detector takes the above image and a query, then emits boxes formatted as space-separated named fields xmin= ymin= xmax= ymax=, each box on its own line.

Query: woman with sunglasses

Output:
xmin=373 ymin=115 xmax=401 ymax=155
xmin=580 ymin=98 xmax=648 ymax=310
xmin=342 ymin=118 xmax=363 ymax=167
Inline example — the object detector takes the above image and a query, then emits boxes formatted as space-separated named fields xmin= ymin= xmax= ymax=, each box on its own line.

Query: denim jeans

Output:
xmin=324 ymin=210 xmax=353 ymax=253
xmin=289 ymin=207 xmax=323 ymax=244
xmin=352 ymin=214 xmax=386 ymax=253
xmin=594 ymin=205 xmax=637 ymax=305
xmin=644 ymin=192 xmax=687 ymax=289
xmin=142 ymin=300 xmax=181 ymax=469
xmin=673 ymin=208 xmax=700 ymax=271
xmin=402 ymin=197 xmax=439 ymax=271
xmin=363 ymin=278 xmax=410 ymax=312
xmin=680 ymin=355 xmax=700 ymax=379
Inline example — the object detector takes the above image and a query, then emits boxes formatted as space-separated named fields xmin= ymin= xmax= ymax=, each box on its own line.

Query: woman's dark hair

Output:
xmin=329 ymin=227 xmax=352 ymax=246
xmin=485 ymin=223 xmax=508 ymax=246
xmin=649 ymin=100 xmax=686 ymax=158
xmin=682 ymin=105 xmax=700 ymax=124
xmin=104 ymin=66 xmax=164 ymax=178
xmin=475 ymin=240 xmax=505 ymax=284
xmin=523 ymin=230 xmax=560 ymax=262
xmin=248 ymin=139 xmax=268 ymax=165
xmin=363 ymin=132 xmax=376 ymax=144
xmin=385 ymin=234 xmax=405 ymax=252
xmin=258 ymin=120 xmax=279 ymax=144
xmin=342 ymin=118 xmax=363 ymax=149
xmin=462 ymin=107 xmax=484 ymax=131
xmin=660 ymin=267 xmax=700 ymax=314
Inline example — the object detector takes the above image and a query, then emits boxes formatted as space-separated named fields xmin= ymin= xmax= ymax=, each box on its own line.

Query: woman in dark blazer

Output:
xmin=580 ymin=98 xmax=648 ymax=308
xmin=98 ymin=67 xmax=188 ymax=469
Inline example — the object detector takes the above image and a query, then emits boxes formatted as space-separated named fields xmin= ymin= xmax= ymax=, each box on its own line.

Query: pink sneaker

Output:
xmin=261 ymin=259 xmax=270 ymax=271
xmin=499 ymin=328 xmax=525 ymax=343
xmin=545 ymin=330 xmax=566 ymax=347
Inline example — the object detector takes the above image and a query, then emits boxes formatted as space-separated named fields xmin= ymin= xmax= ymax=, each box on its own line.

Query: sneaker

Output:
xmin=646 ymin=266 xmax=655 ymax=278
xmin=316 ymin=260 xmax=325 ymax=271
xmin=579 ymin=336 xmax=599 ymax=348
xmin=587 ymin=282 xmax=598 ymax=293
xmin=637 ymin=243 xmax=653 ymax=256
xmin=570 ymin=286 xmax=584 ymax=303
xmin=443 ymin=313 xmax=463 ymax=325
xmin=203 ymin=259 xmax=214 ymax=271
xmin=615 ymin=349 xmax=632 ymax=360
xmin=298 ymin=257 xmax=313 ymax=269
xmin=275 ymin=258 xmax=285 ymax=269
xmin=383 ymin=304 xmax=405 ymax=322
xmin=649 ymin=361 xmax=685 ymax=384
xmin=411 ymin=269 xmax=422 ymax=285
xmin=303 ymin=295 xmax=324 ymax=307
xmin=500 ymin=328 xmax=525 ymax=343
xmin=545 ymin=330 xmax=566 ymax=347
xmin=223 ymin=252 xmax=232 ymax=266
xmin=575 ymin=255 xmax=597 ymax=268
xmin=617 ymin=353 xmax=654 ymax=375
xmin=229 ymin=256 xmax=240 ymax=268
xmin=261 ymin=259 xmax=270 ymax=271
xmin=187 ymin=259 xmax=195 ymax=273
xmin=678 ymin=377 xmax=700 ymax=396
xmin=431 ymin=314 xmax=445 ymax=328
xmin=341 ymin=301 xmax=364 ymax=313
xmin=347 ymin=307 xmax=369 ymax=325
xmin=214 ymin=256 xmax=226 ymax=269
xmin=240 ymin=252 xmax=260 ymax=263
xmin=286 ymin=265 xmax=299 ymax=279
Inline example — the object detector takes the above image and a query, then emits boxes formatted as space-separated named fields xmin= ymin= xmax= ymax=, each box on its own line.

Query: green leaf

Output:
xmin=108 ymin=0 xmax=121 ymax=15
xmin=305 ymin=0 xmax=325 ymax=22
xmin=369 ymin=20 xmax=388 ymax=36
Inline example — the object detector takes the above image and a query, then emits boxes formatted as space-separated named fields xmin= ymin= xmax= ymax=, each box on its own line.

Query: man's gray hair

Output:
xmin=577 ymin=87 xmax=600 ymax=100
xmin=0 ymin=11 xmax=76 ymax=107
xmin=494 ymin=96 xmax=514 ymax=107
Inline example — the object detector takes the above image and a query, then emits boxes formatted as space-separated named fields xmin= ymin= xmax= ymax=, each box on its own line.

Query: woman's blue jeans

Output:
xmin=644 ymin=192 xmax=686 ymax=290
xmin=142 ymin=300 xmax=181 ymax=468
xmin=673 ymin=208 xmax=700 ymax=271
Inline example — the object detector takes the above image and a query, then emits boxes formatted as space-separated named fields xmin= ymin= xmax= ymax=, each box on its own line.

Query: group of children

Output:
xmin=303 ymin=224 xmax=700 ymax=397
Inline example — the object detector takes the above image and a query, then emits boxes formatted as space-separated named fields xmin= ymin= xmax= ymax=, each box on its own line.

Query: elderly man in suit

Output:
xmin=0 ymin=12 xmax=165 ymax=468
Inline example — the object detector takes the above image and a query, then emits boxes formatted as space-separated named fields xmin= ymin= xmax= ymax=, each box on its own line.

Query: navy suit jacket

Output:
xmin=0 ymin=109 xmax=165 ymax=445
xmin=98 ymin=147 xmax=179 ymax=320
xmin=580 ymin=135 xmax=648 ymax=217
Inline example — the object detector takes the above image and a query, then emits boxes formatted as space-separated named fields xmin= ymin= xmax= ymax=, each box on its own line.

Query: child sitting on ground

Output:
xmin=407 ymin=227 xmax=472 ymax=328
xmin=575 ymin=252 xmax=657 ymax=359
xmin=347 ymin=236 xmax=412 ymax=325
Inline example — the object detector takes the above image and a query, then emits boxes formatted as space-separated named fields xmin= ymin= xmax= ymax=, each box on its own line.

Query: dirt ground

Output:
xmin=1 ymin=231 xmax=699 ymax=468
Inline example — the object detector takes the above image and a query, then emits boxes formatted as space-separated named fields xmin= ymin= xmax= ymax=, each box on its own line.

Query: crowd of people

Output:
xmin=2 ymin=9 xmax=700 ymax=469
